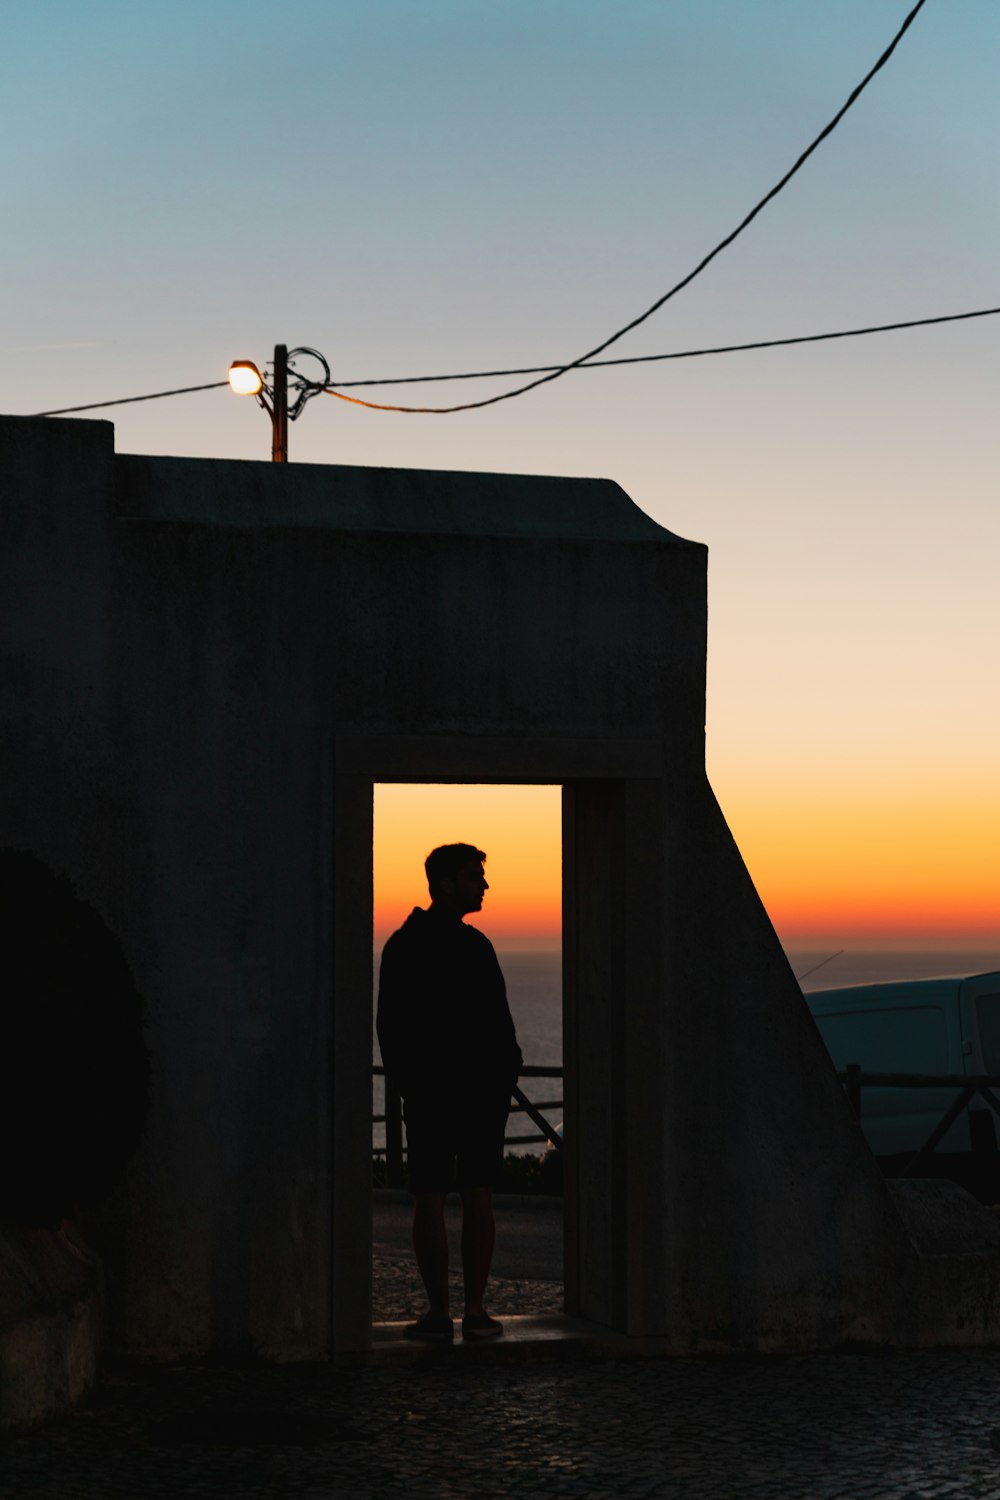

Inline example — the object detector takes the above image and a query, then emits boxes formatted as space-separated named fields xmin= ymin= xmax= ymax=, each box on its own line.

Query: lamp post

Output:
xmin=227 ymin=344 xmax=330 ymax=462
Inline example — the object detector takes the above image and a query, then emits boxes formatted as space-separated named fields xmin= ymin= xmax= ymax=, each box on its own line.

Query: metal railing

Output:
xmin=839 ymin=1066 xmax=1000 ymax=1175
xmin=373 ymin=1064 xmax=563 ymax=1189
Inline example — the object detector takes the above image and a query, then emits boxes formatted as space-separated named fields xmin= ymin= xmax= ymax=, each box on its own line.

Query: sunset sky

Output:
xmin=5 ymin=2 xmax=998 ymax=952
xmin=373 ymin=784 xmax=562 ymax=950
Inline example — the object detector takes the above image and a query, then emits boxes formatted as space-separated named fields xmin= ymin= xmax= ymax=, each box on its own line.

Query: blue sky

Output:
xmin=4 ymin=1 xmax=998 ymax=945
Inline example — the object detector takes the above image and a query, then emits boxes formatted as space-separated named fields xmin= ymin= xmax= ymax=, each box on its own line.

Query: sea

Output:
xmin=371 ymin=947 xmax=1000 ymax=1154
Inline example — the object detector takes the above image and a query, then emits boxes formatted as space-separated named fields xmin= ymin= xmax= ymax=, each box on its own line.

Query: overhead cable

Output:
xmin=34 ymin=381 xmax=228 ymax=418
xmin=32 ymin=2 xmax=930 ymax=424
xmin=325 ymin=307 xmax=1000 ymax=391
xmin=29 ymin=302 xmax=998 ymax=418
xmin=322 ymin=0 xmax=929 ymax=414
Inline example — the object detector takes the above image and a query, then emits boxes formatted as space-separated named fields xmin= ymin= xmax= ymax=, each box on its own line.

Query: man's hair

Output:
xmin=425 ymin=843 xmax=486 ymax=898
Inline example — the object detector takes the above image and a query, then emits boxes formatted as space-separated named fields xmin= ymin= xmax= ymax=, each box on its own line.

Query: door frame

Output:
xmin=330 ymin=733 xmax=662 ymax=1354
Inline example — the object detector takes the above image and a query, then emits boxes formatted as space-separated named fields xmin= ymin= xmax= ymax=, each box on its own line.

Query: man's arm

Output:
xmin=375 ymin=937 xmax=414 ymax=1095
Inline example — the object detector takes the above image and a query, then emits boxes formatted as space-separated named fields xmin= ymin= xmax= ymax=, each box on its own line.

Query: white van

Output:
xmin=804 ymin=971 xmax=1000 ymax=1159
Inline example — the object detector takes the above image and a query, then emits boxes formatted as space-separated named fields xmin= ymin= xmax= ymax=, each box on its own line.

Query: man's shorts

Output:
xmin=403 ymin=1091 xmax=511 ymax=1193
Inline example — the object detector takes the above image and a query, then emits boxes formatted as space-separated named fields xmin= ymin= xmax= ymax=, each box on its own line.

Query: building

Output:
xmin=2 ymin=412 xmax=995 ymax=1368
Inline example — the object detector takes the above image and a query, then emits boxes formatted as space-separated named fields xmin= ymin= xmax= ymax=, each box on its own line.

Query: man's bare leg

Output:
xmin=459 ymin=1187 xmax=495 ymax=1315
xmin=412 ymin=1191 xmax=449 ymax=1315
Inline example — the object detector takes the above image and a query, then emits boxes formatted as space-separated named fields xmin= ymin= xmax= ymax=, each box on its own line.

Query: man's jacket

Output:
xmin=376 ymin=907 xmax=522 ymax=1103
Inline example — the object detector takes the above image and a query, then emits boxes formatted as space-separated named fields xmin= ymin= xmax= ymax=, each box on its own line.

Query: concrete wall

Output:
xmin=1 ymin=413 xmax=920 ymax=1359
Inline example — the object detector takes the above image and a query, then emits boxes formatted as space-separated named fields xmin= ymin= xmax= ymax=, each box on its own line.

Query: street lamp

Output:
xmin=227 ymin=344 xmax=330 ymax=462
xmin=228 ymin=361 xmax=263 ymax=396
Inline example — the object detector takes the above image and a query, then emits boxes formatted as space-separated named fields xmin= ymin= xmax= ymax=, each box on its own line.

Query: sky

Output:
xmin=373 ymin=784 xmax=562 ymax=950
xmin=5 ymin=1 xmax=998 ymax=952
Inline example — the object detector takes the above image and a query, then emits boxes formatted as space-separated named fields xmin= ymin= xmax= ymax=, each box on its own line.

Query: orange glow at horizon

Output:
xmin=373 ymin=781 xmax=998 ymax=958
xmin=374 ymin=783 xmax=562 ymax=951
xmin=723 ymin=790 xmax=1000 ymax=950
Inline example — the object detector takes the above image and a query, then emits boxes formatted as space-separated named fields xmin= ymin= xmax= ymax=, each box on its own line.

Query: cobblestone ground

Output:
xmin=6 ymin=1344 xmax=1000 ymax=1498
xmin=373 ymin=1248 xmax=563 ymax=1321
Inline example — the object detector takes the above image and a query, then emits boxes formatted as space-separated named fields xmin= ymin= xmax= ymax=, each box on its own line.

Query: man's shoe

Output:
xmin=403 ymin=1312 xmax=454 ymax=1343
xmin=462 ymin=1312 xmax=503 ymax=1341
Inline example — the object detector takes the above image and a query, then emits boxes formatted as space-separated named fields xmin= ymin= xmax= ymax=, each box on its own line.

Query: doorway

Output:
xmin=330 ymin=736 xmax=662 ymax=1353
xmin=370 ymin=783 xmax=564 ymax=1334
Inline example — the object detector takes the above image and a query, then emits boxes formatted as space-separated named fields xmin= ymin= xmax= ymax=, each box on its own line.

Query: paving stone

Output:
xmin=5 ymin=1347 xmax=1000 ymax=1497
xmin=372 ymin=1247 xmax=563 ymax=1321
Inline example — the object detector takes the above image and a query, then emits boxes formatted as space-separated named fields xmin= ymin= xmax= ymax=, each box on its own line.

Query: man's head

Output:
xmin=425 ymin=843 xmax=488 ymax=917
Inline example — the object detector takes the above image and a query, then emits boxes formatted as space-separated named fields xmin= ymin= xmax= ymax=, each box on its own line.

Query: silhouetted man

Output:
xmin=376 ymin=843 xmax=522 ymax=1342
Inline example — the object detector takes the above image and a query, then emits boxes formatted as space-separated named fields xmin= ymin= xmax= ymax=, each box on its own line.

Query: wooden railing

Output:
xmin=375 ymin=1065 xmax=1000 ymax=1189
xmin=839 ymin=1067 xmax=1000 ymax=1174
xmin=373 ymin=1064 xmax=563 ymax=1189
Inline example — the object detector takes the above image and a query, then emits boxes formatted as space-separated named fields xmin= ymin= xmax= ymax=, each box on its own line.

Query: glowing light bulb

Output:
xmin=228 ymin=360 xmax=264 ymax=396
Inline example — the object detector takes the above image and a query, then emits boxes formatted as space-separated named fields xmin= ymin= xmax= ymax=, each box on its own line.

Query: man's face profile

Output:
xmin=440 ymin=860 xmax=488 ymax=917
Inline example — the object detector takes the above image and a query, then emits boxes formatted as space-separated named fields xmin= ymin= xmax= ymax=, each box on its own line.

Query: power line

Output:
xmin=30 ymin=1 xmax=931 ymax=425
xmin=322 ymin=0 xmax=929 ymax=414
xmin=34 ymin=381 xmax=228 ymax=418
xmin=29 ymin=304 xmax=999 ymax=418
xmin=326 ymin=307 xmax=1000 ymax=391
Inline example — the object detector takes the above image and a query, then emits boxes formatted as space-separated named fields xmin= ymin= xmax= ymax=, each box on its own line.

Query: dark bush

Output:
xmin=0 ymin=849 xmax=151 ymax=1228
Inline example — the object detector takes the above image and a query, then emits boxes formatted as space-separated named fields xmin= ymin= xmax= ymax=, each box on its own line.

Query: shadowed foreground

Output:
xmin=5 ymin=1349 xmax=1000 ymax=1498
